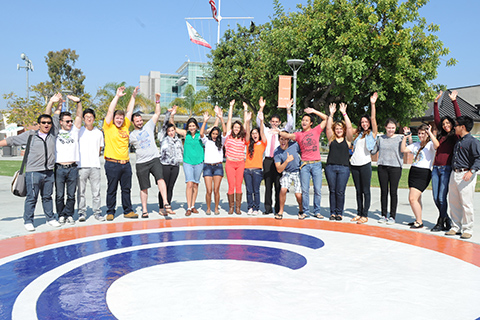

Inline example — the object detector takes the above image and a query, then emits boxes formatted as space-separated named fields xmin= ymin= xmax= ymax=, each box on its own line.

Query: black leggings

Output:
xmin=158 ymin=164 xmax=179 ymax=208
xmin=377 ymin=165 xmax=402 ymax=219
xmin=350 ymin=162 xmax=372 ymax=217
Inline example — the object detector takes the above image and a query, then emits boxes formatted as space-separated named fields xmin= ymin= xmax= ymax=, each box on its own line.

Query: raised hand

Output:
xmin=229 ymin=99 xmax=235 ymax=108
xmin=132 ymin=86 xmax=140 ymax=98
xmin=243 ymin=101 xmax=249 ymax=111
xmin=403 ymin=126 xmax=411 ymax=135
xmin=116 ymin=86 xmax=126 ymax=97
xmin=215 ymin=105 xmax=223 ymax=118
xmin=370 ymin=92 xmax=378 ymax=105
xmin=285 ymin=98 xmax=293 ymax=110
xmin=171 ymin=105 xmax=177 ymax=116
xmin=258 ymin=111 xmax=264 ymax=122
xmin=449 ymin=90 xmax=458 ymax=101
xmin=329 ymin=103 xmax=337 ymax=116
xmin=304 ymin=107 xmax=315 ymax=114
xmin=245 ymin=111 xmax=252 ymax=122
xmin=49 ymin=92 xmax=62 ymax=103
xmin=67 ymin=95 xmax=80 ymax=103
xmin=259 ymin=96 xmax=266 ymax=109
xmin=434 ymin=91 xmax=443 ymax=103
xmin=339 ymin=102 xmax=347 ymax=115
xmin=155 ymin=93 xmax=161 ymax=101
xmin=203 ymin=111 xmax=210 ymax=122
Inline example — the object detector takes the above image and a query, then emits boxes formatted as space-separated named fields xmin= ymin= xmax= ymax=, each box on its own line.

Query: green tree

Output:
xmin=170 ymin=84 xmax=214 ymax=117
xmin=207 ymin=0 xmax=456 ymax=126
xmin=95 ymin=82 xmax=154 ymax=121
xmin=1 ymin=93 xmax=45 ymax=128
xmin=45 ymin=49 xmax=86 ymax=95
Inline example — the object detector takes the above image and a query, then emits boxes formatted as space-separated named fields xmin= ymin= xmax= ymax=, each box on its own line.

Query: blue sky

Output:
xmin=1 ymin=0 xmax=479 ymax=109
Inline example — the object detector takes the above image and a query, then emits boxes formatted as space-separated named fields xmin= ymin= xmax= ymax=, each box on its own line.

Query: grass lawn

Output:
xmin=0 ymin=160 xmax=22 ymax=177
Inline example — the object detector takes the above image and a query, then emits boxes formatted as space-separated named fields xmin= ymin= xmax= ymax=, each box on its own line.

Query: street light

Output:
xmin=287 ymin=59 xmax=304 ymax=130
xmin=17 ymin=53 xmax=34 ymax=102
xmin=62 ymin=89 xmax=73 ymax=112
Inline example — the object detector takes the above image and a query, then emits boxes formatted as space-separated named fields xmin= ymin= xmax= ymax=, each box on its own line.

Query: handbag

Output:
xmin=11 ymin=134 xmax=33 ymax=197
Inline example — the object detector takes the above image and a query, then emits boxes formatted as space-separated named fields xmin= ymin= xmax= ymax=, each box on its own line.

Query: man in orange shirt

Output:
xmin=103 ymin=86 xmax=138 ymax=221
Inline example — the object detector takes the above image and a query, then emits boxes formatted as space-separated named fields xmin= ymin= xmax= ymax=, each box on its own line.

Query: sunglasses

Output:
xmin=40 ymin=121 xmax=52 ymax=125
xmin=63 ymin=120 xmax=73 ymax=124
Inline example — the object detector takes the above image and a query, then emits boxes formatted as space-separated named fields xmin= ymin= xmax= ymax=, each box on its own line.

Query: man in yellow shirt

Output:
xmin=103 ymin=86 xmax=138 ymax=220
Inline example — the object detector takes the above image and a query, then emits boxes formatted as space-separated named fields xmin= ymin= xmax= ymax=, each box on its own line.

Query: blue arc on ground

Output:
xmin=0 ymin=229 xmax=324 ymax=319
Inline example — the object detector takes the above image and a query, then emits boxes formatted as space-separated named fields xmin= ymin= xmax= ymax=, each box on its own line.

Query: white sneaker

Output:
xmin=58 ymin=216 xmax=66 ymax=225
xmin=251 ymin=210 xmax=259 ymax=216
xmin=24 ymin=223 xmax=35 ymax=232
xmin=386 ymin=217 xmax=395 ymax=225
xmin=48 ymin=220 xmax=61 ymax=227
xmin=247 ymin=208 xmax=254 ymax=215
xmin=94 ymin=214 xmax=106 ymax=221
xmin=78 ymin=214 xmax=86 ymax=222
xmin=378 ymin=216 xmax=387 ymax=224
xmin=66 ymin=216 xmax=75 ymax=225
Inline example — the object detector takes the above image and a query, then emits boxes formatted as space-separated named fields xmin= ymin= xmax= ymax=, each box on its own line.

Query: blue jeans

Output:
xmin=244 ymin=168 xmax=263 ymax=210
xmin=55 ymin=165 xmax=79 ymax=218
xmin=105 ymin=161 xmax=133 ymax=215
xmin=324 ymin=165 xmax=350 ymax=216
xmin=432 ymin=165 xmax=452 ymax=219
xmin=24 ymin=171 xmax=55 ymax=224
xmin=300 ymin=162 xmax=322 ymax=215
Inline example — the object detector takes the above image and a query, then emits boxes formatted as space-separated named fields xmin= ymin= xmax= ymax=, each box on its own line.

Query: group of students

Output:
xmin=1 ymin=89 xmax=479 ymax=239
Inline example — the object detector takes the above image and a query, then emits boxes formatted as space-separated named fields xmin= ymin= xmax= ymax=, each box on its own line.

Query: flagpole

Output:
xmin=217 ymin=0 xmax=221 ymax=45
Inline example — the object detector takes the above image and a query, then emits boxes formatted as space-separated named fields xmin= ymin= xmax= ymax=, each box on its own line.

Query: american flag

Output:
xmin=209 ymin=0 xmax=219 ymax=22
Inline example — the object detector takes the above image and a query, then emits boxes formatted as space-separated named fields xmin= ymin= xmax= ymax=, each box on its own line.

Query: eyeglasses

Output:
xmin=40 ymin=121 xmax=52 ymax=125
xmin=63 ymin=120 xmax=73 ymax=124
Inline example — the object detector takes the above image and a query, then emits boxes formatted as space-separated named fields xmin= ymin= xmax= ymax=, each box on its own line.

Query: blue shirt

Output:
xmin=274 ymin=142 xmax=301 ymax=173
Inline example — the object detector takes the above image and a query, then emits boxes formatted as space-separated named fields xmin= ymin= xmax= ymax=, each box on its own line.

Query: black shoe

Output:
xmin=431 ymin=217 xmax=445 ymax=232
xmin=335 ymin=215 xmax=343 ymax=221
xmin=410 ymin=222 xmax=424 ymax=229
xmin=444 ymin=217 xmax=452 ymax=231
xmin=263 ymin=211 xmax=273 ymax=215
xmin=329 ymin=215 xmax=336 ymax=220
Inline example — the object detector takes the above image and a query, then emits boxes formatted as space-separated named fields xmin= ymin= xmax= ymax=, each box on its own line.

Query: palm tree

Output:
xmin=170 ymin=84 xmax=214 ymax=116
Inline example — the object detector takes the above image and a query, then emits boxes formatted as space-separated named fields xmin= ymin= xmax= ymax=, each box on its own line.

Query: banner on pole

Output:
xmin=209 ymin=0 xmax=219 ymax=22
xmin=278 ymin=75 xmax=292 ymax=108
xmin=186 ymin=21 xmax=212 ymax=49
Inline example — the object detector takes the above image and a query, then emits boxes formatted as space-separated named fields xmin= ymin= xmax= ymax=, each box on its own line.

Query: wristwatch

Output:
xmin=471 ymin=169 xmax=477 ymax=174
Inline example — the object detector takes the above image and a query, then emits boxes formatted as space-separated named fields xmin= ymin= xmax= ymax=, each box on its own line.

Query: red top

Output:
xmin=433 ymin=99 xmax=461 ymax=166
xmin=294 ymin=124 xmax=324 ymax=161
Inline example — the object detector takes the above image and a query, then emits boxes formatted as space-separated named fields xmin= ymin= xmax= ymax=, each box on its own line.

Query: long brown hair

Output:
xmin=329 ymin=121 xmax=347 ymax=143
xmin=413 ymin=123 xmax=431 ymax=163
xmin=353 ymin=115 xmax=372 ymax=140
xmin=230 ymin=120 xmax=246 ymax=139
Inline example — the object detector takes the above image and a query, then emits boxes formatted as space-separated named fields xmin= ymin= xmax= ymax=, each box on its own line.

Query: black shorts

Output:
xmin=408 ymin=166 xmax=431 ymax=192
xmin=136 ymin=158 xmax=164 ymax=190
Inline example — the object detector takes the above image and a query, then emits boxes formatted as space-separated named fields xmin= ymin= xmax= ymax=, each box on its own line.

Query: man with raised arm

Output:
xmin=45 ymin=94 xmax=83 ymax=225
xmin=103 ymin=86 xmax=138 ymax=221
xmin=256 ymin=97 xmax=293 ymax=215
xmin=77 ymin=106 xmax=105 ymax=222
xmin=0 ymin=94 xmax=63 ymax=231
xmin=130 ymin=93 xmax=173 ymax=218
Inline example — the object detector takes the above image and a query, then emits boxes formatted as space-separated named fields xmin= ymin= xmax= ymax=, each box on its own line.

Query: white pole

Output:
xmin=217 ymin=0 xmax=221 ymax=44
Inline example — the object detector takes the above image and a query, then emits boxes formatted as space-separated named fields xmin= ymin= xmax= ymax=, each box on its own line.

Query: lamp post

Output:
xmin=17 ymin=53 xmax=34 ymax=102
xmin=61 ymin=89 xmax=73 ymax=112
xmin=287 ymin=59 xmax=304 ymax=130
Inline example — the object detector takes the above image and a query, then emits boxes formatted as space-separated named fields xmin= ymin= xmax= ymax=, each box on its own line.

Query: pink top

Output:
xmin=225 ymin=132 xmax=246 ymax=161
xmin=294 ymin=124 xmax=323 ymax=161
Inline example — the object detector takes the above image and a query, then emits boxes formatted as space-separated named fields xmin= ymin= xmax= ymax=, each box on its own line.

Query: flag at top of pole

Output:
xmin=209 ymin=0 xmax=219 ymax=22
xmin=186 ymin=21 xmax=212 ymax=49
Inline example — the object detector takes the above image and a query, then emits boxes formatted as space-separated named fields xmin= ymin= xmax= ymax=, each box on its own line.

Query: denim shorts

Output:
xmin=203 ymin=162 xmax=224 ymax=177
xmin=183 ymin=162 xmax=203 ymax=183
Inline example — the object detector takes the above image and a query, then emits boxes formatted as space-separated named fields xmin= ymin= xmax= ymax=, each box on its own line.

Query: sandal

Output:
xmin=205 ymin=210 xmax=212 ymax=215
xmin=274 ymin=213 xmax=283 ymax=220
xmin=164 ymin=204 xmax=174 ymax=215
xmin=312 ymin=213 xmax=324 ymax=219
xmin=142 ymin=212 xmax=149 ymax=219
xmin=410 ymin=221 xmax=424 ymax=229
xmin=298 ymin=211 xmax=306 ymax=220
xmin=351 ymin=215 xmax=361 ymax=222
xmin=357 ymin=217 xmax=368 ymax=224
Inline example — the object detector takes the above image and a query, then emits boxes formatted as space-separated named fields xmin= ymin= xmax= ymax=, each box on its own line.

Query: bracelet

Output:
xmin=342 ymin=113 xmax=347 ymax=117
xmin=155 ymin=100 xmax=160 ymax=104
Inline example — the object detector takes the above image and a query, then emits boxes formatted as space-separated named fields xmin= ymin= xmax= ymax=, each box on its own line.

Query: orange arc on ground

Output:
xmin=1 ymin=218 xmax=479 ymax=268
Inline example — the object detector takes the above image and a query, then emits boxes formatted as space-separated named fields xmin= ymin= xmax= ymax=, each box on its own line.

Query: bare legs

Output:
xmin=204 ymin=175 xmax=223 ymax=213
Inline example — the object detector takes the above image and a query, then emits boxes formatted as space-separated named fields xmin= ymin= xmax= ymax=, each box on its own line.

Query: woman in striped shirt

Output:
xmin=224 ymin=99 xmax=247 ymax=214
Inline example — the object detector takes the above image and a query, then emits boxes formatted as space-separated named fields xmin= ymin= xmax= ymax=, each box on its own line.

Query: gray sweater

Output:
xmin=371 ymin=134 xmax=404 ymax=168
xmin=6 ymin=118 xmax=58 ymax=172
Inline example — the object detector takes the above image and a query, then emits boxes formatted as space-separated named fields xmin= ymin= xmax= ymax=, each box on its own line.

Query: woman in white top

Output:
xmin=350 ymin=92 xmax=378 ymax=224
xmin=401 ymin=123 xmax=439 ymax=229
xmin=200 ymin=107 xmax=226 ymax=215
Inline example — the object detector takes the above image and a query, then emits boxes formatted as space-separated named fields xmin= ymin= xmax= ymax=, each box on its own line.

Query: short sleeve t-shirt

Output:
xmin=103 ymin=117 xmax=131 ymax=161
xmin=129 ymin=119 xmax=159 ymax=164
xmin=224 ymin=132 xmax=246 ymax=160
xmin=78 ymin=127 xmax=104 ymax=168
xmin=201 ymin=135 xmax=226 ymax=164
xmin=274 ymin=142 xmax=301 ymax=172
xmin=245 ymin=140 xmax=267 ymax=169
xmin=294 ymin=124 xmax=323 ymax=161
xmin=56 ymin=125 xmax=80 ymax=163
xmin=407 ymin=141 xmax=435 ymax=169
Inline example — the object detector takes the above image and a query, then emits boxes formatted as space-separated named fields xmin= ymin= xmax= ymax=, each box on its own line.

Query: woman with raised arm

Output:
xmin=278 ymin=107 xmax=328 ymax=219
xmin=325 ymin=102 xmax=354 ymax=221
xmin=350 ymin=92 xmax=378 ymax=224
xmin=171 ymin=108 xmax=204 ymax=216
xmin=158 ymin=105 xmax=184 ymax=213
xmin=224 ymin=99 xmax=247 ymax=215
xmin=200 ymin=106 xmax=226 ymax=215
xmin=244 ymin=104 xmax=267 ymax=216
xmin=370 ymin=118 xmax=410 ymax=225
xmin=401 ymin=124 xmax=440 ymax=229
xmin=430 ymin=90 xmax=461 ymax=232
